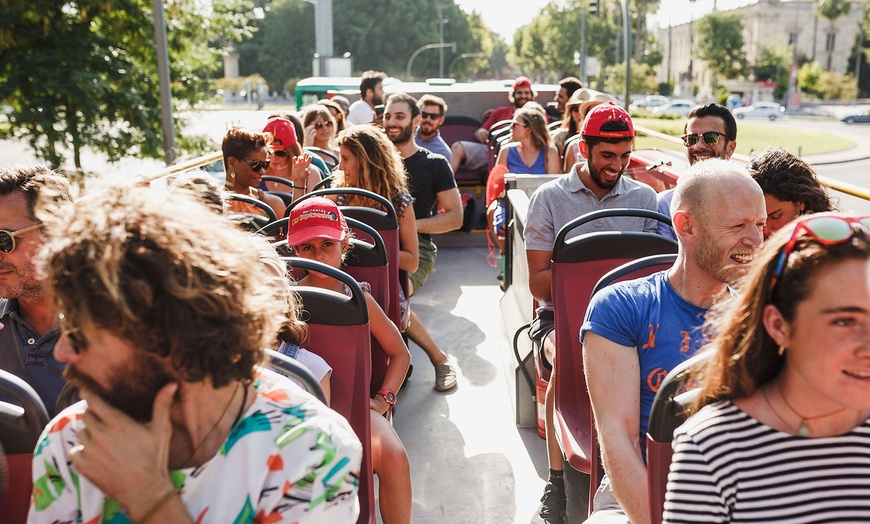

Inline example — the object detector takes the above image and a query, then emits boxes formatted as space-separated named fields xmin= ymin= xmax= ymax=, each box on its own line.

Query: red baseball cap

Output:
xmin=263 ymin=117 xmax=298 ymax=150
xmin=581 ymin=101 xmax=635 ymax=139
xmin=512 ymin=76 xmax=532 ymax=90
xmin=287 ymin=197 xmax=348 ymax=246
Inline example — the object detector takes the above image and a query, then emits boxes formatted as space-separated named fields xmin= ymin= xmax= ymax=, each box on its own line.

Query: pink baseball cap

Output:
xmin=580 ymin=101 xmax=635 ymax=139
xmin=287 ymin=197 xmax=348 ymax=246
xmin=263 ymin=117 xmax=298 ymax=150
xmin=512 ymin=76 xmax=532 ymax=90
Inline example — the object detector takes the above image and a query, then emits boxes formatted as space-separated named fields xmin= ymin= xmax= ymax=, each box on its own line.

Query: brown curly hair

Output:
xmin=335 ymin=126 xmax=409 ymax=212
xmin=40 ymin=185 xmax=290 ymax=387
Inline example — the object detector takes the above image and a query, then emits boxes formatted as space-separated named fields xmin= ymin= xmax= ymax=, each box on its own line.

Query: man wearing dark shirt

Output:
xmin=0 ymin=165 xmax=72 ymax=416
xmin=385 ymin=93 xmax=463 ymax=391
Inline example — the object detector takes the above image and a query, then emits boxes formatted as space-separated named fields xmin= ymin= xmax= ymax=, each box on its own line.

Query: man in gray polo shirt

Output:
xmin=524 ymin=102 xmax=657 ymax=523
xmin=0 ymin=165 xmax=72 ymax=416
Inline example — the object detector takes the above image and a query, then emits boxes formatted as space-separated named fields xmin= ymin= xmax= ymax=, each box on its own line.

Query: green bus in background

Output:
xmin=294 ymin=77 xmax=360 ymax=109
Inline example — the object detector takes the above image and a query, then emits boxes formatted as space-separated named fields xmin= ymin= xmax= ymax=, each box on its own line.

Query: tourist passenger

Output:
xmin=561 ymin=96 xmax=612 ymax=171
xmin=524 ymin=102 xmax=658 ymax=523
xmin=496 ymin=106 xmax=560 ymax=175
xmin=318 ymin=98 xmax=347 ymax=136
xmin=0 ymin=165 xmax=71 ymax=416
xmin=222 ymin=126 xmax=286 ymax=218
xmin=449 ymin=76 xmax=536 ymax=174
xmin=664 ymin=213 xmax=870 ymax=522
xmin=335 ymin=126 xmax=419 ymax=275
xmin=657 ymin=103 xmax=738 ymax=239
xmin=415 ymin=94 xmax=452 ymax=161
xmin=288 ymin=197 xmax=413 ymax=524
xmin=348 ymin=70 xmax=387 ymax=126
xmin=548 ymin=76 xmax=583 ymax=120
xmin=30 ymin=185 xmax=362 ymax=522
xmin=746 ymin=146 xmax=835 ymax=239
xmin=303 ymin=105 xmax=339 ymax=157
xmin=261 ymin=117 xmax=321 ymax=198
xmin=582 ymin=159 xmax=765 ymax=524
xmin=384 ymin=92 xmax=462 ymax=392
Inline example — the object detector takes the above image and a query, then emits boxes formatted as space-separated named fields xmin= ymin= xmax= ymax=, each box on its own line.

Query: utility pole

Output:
xmin=152 ymin=0 xmax=175 ymax=165
xmin=438 ymin=5 xmax=450 ymax=78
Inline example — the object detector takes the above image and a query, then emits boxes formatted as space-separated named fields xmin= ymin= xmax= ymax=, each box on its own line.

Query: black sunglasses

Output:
xmin=272 ymin=150 xmax=289 ymax=158
xmin=681 ymin=131 xmax=727 ymax=147
xmin=0 ymin=223 xmax=44 ymax=253
xmin=313 ymin=121 xmax=333 ymax=129
xmin=237 ymin=157 xmax=270 ymax=172
xmin=421 ymin=111 xmax=442 ymax=120
xmin=58 ymin=313 xmax=86 ymax=354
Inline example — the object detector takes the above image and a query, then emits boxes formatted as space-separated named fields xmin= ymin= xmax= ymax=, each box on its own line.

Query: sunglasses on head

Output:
xmin=770 ymin=214 xmax=870 ymax=289
xmin=0 ymin=223 xmax=44 ymax=253
xmin=681 ymin=131 xmax=727 ymax=147
xmin=313 ymin=121 xmax=333 ymax=129
xmin=239 ymin=157 xmax=269 ymax=172
xmin=421 ymin=111 xmax=442 ymax=120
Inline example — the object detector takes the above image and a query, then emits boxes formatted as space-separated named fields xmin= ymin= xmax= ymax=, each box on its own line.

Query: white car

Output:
xmin=630 ymin=95 xmax=670 ymax=111
xmin=651 ymin=99 xmax=696 ymax=118
xmin=733 ymin=102 xmax=785 ymax=120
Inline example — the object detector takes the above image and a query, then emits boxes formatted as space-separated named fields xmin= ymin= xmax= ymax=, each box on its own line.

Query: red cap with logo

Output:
xmin=263 ymin=117 xmax=298 ymax=150
xmin=581 ymin=101 xmax=635 ymax=139
xmin=512 ymin=76 xmax=532 ymax=90
xmin=287 ymin=197 xmax=348 ymax=246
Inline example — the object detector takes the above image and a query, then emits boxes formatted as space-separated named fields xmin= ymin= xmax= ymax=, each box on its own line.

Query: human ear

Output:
xmin=762 ymin=304 xmax=791 ymax=348
xmin=579 ymin=141 xmax=589 ymax=160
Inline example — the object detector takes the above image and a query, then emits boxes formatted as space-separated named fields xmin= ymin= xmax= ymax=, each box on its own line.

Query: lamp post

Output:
xmin=437 ymin=5 xmax=450 ymax=77
xmin=449 ymin=52 xmax=486 ymax=77
xmin=407 ymin=42 xmax=456 ymax=79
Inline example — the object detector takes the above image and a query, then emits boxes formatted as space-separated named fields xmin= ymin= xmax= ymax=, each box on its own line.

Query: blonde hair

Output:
xmin=514 ymin=106 xmax=551 ymax=150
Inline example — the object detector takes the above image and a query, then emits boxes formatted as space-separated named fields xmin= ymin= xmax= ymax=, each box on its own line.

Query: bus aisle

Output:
xmin=392 ymin=238 xmax=547 ymax=523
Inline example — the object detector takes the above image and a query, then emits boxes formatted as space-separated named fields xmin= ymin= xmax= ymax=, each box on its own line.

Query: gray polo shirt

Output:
xmin=525 ymin=164 xmax=658 ymax=309
xmin=0 ymin=298 xmax=65 ymax=416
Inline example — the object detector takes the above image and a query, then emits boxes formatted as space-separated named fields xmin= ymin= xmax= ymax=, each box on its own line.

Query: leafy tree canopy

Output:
xmin=696 ymin=12 xmax=747 ymax=80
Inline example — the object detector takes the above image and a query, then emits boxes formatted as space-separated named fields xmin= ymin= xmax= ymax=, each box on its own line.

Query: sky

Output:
xmin=455 ymin=0 xmax=758 ymax=42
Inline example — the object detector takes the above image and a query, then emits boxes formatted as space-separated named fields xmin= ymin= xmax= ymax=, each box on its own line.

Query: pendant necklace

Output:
xmin=776 ymin=381 xmax=847 ymax=438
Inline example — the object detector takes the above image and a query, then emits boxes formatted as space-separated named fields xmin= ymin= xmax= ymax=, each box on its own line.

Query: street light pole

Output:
xmin=449 ymin=52 xmax=486 ymax=76
xmin=437 ymin=5 xmax=450 ymax=78
xmin=407 ymin=42 xmax=456 ymax=79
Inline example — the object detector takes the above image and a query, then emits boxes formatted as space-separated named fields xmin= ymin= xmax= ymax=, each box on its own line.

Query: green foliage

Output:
xmin=696 ymin=12 xmax=747 ymax=80
xmin=658 ymin=81 xmax=673 ymax=96
xmin=817 ymin=0 xmax=851 ymax=22
xmin=751 ymin=37 xmax=791 ymax=100
xmin=798 ymin=61 xmax=823 ymax=95
xmin=0 ymin=0 xmax=248 ymax=169
xmin=603 ymin=62 xmax=658 ymax=94
xmin=818 ymin=71 xmax=858 ymax=99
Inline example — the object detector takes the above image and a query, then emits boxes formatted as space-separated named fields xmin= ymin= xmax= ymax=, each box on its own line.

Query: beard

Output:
xmin=588 ymin=161 xmax=622 ymax=192
xmin=387 ymin=122 xmax=414 ymax=145
xmin=64 ymin=351 xmax=176 ymax=422
xmin=0 ymin=261 xmax=45 ymax=300
xmin=695 ymin=233 xmax=746 ymax=286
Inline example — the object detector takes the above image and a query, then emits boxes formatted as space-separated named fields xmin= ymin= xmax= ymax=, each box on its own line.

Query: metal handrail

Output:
xmin=633 ymin=124 xmax=870 ymax=202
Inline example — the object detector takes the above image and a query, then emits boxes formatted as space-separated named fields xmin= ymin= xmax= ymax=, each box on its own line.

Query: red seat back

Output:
xmin=0 ymin=369 xmax=51 ymax=524
xmin=551 ymin=209 xmax=677 ymax=518
xmin=282 ymin=258 xmax=374 ymax=524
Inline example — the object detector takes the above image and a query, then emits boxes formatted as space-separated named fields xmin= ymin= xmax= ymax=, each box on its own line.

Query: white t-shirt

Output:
xmin=347 ymin=99 xmax=375 ymax=126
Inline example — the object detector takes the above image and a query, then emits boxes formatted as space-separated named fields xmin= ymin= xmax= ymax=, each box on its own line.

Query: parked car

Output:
xmin=841 ymin=110 xmax=870 ymax=124
xmin=733 ymin=102 xmax=785 ymax=120
xmin=651 ymin=99 xmax=696 ymax=118
xmin=630 ymin=95 xmax=670 ymax=111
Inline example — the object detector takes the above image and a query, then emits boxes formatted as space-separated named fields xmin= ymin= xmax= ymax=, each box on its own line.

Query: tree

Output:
xmin=751 ymin=37 xmax=792 ymax=100
xmin=604 ymin=61 xmax=658 ymax=94
xmin=817 ymin=0 xmax=851 ymax=70
xmin=696 ymin=12 xmax=747 ymax=85
xmin=0 ymin=0 xmax=252 ymax=170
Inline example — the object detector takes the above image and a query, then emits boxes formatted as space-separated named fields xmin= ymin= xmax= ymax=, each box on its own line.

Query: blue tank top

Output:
xmin=507 ymin=145 xmax=546 ymax=174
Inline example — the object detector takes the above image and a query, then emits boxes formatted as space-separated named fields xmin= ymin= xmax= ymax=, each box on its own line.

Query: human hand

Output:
xmin=369 ymin=396 xmax=389 ymax=416
xmin=304 ymin=124 xmax=317 ymax=144
xmin=474 ymin=128 xmax=489 ymax=143
xmin=291 ymin=155 xmax=313 ymax=186
xmin=69 ymin=383 xmax=178 ymax=515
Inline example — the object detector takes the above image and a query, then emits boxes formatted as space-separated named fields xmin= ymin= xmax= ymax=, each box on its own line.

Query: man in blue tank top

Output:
xmin=580 ymin=159 xmax=766 ymax=524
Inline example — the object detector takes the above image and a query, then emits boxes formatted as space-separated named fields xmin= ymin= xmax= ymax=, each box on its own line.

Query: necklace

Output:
xmin=776 ymin=381 xmax=848 ymax=438
xmin=761 ymin=386 xmax=797 ymax=434
xmin=179 ymin=383 xmax=241 ymax=469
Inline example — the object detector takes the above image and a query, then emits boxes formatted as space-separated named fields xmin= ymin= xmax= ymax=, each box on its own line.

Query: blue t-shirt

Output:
xmin=580 ymin=271 xmax=707 ymax=451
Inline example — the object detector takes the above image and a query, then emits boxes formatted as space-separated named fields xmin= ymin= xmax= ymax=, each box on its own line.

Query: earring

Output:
xmin=229 ymin=172 xmax=236 ymax=180
xmin=778 ymin=345 xmax=786 ymax=356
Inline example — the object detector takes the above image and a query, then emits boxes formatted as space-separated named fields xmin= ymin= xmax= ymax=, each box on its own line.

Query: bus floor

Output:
xmin=389 ymin=238 xmax=548 ymax=524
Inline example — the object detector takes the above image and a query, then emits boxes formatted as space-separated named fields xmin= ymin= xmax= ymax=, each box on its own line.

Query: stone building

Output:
xmin=657 ymin=0 xmax=865 ymax=99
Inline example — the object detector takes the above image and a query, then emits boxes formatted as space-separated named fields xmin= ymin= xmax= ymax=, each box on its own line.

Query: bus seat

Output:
xmin=439 ymin=115 xmax=481 ymax=146
xmin=264 ymin=349 xmax=327 ymax=404
xmin=550 ymin=209 xmax=677 ymax=520
xmin=304 ymin=147 xmax=339 ymax=172
xmin=281 ymin=258 xmax=374 ymax=524
xmin=645 ymin=353 xmax=706 ymax=524
xmin=0 ymin=369 xmax=51 ymax=524
xmin=227 ymin=193 xmax=278 ymax=234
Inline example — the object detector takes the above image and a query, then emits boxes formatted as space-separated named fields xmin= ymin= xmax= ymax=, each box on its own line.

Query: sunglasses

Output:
xmin=238 ymin=157 xmax=270 ymax=172
xmin=313 ymin=121 xmax=333 ymax=130
xmin=510 ymin=121 xmax=526 ymax=128
xmin=681 ymin=131 xmax=727 ymax=147
xmin=272 ymin=150 xmax=289 ymax=158
xmin=58 ymin=313 xmax=86 ymax=354
xmin=771 ymin=214 xmax=870 ymax=289
xmin=0 ymin=223 xmax=44 ymax=253
xmin=421 ymin=111 xmax=442 ymax=120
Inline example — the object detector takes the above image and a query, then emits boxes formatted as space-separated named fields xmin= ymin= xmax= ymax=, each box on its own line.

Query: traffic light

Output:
xmin=588 ymin=0 xmax=599 ymax=15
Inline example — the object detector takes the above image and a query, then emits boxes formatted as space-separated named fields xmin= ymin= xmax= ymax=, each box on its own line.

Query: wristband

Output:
xmin=139 ymin=486 xmax=182 ymax=524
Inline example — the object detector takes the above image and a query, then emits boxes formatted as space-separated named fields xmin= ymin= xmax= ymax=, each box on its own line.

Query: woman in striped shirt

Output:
xmin=664 ymin=213 xmax=870 ymax=523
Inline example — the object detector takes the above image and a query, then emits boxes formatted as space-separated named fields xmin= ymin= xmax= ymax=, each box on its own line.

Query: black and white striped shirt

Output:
xmin=663 ymin=401 xmax=870 ymax=523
